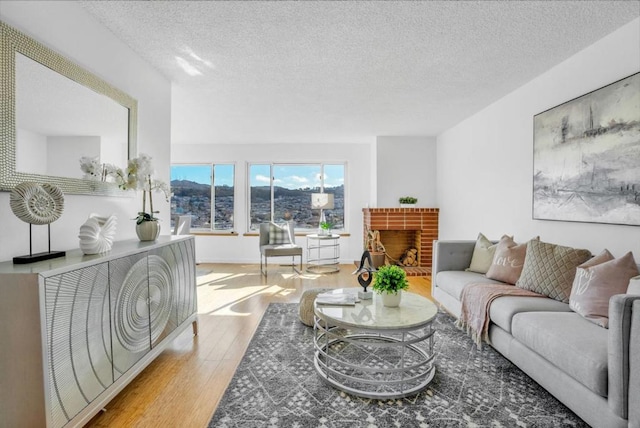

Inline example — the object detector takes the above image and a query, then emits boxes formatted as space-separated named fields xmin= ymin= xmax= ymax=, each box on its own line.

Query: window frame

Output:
xmin=170 ymin=162 xmax=236 ymax=233
xmin=246 ymin=161 xmax=347 ymax=233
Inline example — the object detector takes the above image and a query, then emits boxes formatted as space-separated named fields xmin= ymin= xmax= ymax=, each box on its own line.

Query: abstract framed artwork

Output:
xmin=533 ymin=72 xmax=640 ymax=226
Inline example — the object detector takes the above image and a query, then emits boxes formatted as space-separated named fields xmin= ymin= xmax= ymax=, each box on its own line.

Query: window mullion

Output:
xmin=210 ymin=164 xmax=215 ymax=231
xmin=270 ymin=164 xmax=275 ymax=222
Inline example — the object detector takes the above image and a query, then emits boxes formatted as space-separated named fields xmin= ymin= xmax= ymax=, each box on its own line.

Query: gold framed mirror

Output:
xmin=0 ymin=21 xmax=137 ymax=196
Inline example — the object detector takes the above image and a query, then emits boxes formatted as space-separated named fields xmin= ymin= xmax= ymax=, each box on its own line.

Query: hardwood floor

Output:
xmin=86 ymin=263 xmax=432 ymax=427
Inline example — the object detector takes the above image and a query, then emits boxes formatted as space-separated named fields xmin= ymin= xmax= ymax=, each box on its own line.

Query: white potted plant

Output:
xmin=399 ymin=196 xmax=417 ymax=208
xmin=372 ymin=264 xmax=409 ymax=307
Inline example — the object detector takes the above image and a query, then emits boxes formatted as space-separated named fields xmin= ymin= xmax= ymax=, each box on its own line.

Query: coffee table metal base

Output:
xmin=313 ymin=318 xmax=435 ymax=399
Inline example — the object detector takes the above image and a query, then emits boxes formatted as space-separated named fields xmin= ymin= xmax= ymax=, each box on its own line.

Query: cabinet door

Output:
xmin=174 ymin=238 xmax=197 ymax=325
xmin=149 ymin=239 xmax=197 ymax=346
xmin=44 ymin=262 xmax=112 ymax=428
xmin=109 ymin=253 xmax=151 ymax=380
xmin=145 ymin=249 xmax=177 ymax=347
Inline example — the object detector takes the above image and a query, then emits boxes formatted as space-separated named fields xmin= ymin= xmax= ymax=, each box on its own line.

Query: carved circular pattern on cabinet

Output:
xmin=114 ymin=256 xmax=173 ymax=352
xmin=9 ymin=182 xmax=64 ymax=225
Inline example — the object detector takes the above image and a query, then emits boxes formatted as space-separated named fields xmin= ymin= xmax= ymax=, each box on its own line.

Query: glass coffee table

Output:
xmin=313 ymin=288 xmax=438 ymax=399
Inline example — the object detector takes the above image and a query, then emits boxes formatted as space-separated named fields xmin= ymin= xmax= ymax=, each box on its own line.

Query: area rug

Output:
xmin=208 ymin=303 xmax=588 ymax=427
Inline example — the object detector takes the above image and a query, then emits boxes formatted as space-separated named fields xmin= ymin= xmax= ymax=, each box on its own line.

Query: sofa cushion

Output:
xmin=435 ymin=271 xmax=505 ymax=301
xmin=511 ymin=311 xmax=608 ymax=397
xmin=516 ymin=239 xmax=591 ymax=303
xmin=486 ymin=236 xmax=535 ymax=284
xmin=489 ymin=296 xmax=572 ymax=333
xmin=570 ymin=251 xmax=639 ymax=328
xmin=466 ymin=233 xmax=503 ymax=274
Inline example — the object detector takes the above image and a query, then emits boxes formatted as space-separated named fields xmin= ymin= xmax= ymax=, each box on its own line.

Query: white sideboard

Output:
xmin=0 ymin=236 xmax=197 ymax=428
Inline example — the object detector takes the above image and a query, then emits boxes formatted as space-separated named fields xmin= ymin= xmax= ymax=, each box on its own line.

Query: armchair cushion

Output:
xmin=269 ymin=222 xmax=292 ymax=245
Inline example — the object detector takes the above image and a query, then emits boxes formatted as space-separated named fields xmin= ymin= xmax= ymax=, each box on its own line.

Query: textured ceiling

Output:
xmin=80 ymin=1 xmax=640 ymax=144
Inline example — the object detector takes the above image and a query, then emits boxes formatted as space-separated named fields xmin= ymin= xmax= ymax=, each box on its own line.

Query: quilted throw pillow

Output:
xmin=486 ymin=236 xmax=534 ymax=285
xmin=516 ymin=239 xmax=591 ymax=303
xmin=569 ymin=250 xmax=640 ymax=328
xmin=268 ymin=222 xmax=291 ymax=245
xmin=466 ymin=233 xmax=506 ymax=274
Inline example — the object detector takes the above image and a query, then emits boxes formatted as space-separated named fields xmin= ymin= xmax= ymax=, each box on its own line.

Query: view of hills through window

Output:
xmin=170 ymin=164 xmax=234 ymax=230
xmin=249 ymin=164 xmax=345 ymax=230
xmin=249 ymin=185 xmax=344 ymax=230
xmin=170 ymin=163 xmax=345 ymax=231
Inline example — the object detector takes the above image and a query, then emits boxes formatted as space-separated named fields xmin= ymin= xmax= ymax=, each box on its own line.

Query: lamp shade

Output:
xmin=311 ymin=193 xmax=334 ymax=210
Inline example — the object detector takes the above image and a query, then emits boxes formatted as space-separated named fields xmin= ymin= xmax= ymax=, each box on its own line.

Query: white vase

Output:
xmin=379 ymin=290 xmax=402 ymax=307
xmin=136 ymin=220 xmax=160 ymax=241
xmin=400 ymin=203 xmax=416 ymax=208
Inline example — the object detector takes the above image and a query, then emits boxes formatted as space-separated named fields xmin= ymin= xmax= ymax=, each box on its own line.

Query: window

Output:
xmin=170 ymin=164 xmax=235 ymax=231
xmin=249 ymin=163 xmax=345 ymax=231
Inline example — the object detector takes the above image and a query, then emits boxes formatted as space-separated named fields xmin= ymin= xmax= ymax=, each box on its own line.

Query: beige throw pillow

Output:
xmin=486 ymin=236 xmax=534 ymax=285
xmin=466 ymin=233 xmax=505 ymax=274
xmin=516 ymin=240 xmax=591 ymax=303
xmin=569 ymin=251 xmax=640 ymax=328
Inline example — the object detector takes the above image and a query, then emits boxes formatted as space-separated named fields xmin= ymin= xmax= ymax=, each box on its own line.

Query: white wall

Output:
xmin=436 ymin=18 xmax=640 ymax=258
xmin=171 ymin=142 xmax=373 ymax=263
xmin=376 ymin=136 xmax=437 ymax=207
xmin=0 ymin=2 xmax=171 ymax=262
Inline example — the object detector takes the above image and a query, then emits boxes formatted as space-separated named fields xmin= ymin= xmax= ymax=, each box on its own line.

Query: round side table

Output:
xmin=306 ymin=234 xmax=340 ymax=274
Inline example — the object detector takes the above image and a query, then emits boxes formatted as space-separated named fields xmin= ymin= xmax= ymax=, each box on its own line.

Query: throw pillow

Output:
xmin=466 ymin=233 xmax=508 ymax=274
xmin=516 ymin=239 xmax=591 ymax=303
xmin=569 ymin=251 xmax=640 ymax=328
xmin=268 ymin=222 xmax=291 ymax=245
xmin=486 ymin=236 xmax=536 ymax=285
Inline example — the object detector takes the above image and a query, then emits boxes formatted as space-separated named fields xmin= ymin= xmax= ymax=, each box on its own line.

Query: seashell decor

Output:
xmin=10 ymin=182 xmax=65 ymax=225
xmin=78 ymin=214 xmax=118 ymax=255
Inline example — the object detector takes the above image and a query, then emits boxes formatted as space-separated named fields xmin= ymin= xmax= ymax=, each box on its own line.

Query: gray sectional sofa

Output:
xmin=432 ymin=240 xmax=640 ymax=428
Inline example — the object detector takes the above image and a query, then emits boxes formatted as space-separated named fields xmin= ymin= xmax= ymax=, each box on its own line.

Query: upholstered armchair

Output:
xmin=259 ymin=222 xmax=302 ymax=276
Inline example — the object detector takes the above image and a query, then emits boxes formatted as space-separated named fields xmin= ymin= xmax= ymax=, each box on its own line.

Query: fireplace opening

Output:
xmin=378 ymin=230 xmax=420 ymax=266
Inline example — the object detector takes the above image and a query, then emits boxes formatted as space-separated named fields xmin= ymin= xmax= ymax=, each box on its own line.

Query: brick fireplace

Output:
xmin=362 ymin=208 xmax=439 ymax=276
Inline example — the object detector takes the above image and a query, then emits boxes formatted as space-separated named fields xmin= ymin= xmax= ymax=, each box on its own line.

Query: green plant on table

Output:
xmin=372 ymin=265 xmax=409 ymax=295
xmin=399 ymin=196 xmax=417 ymax=204
xmin=320 ymin=221 xmax=333 ymax=230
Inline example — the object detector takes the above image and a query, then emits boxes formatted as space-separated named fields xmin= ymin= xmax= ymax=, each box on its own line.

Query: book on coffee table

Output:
xmin=315 ymin=292 xmax=359 ymax=306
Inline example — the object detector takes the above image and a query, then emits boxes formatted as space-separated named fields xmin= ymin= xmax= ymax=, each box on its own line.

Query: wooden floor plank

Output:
xmin=85 ymin=263 xmax=432 ymax=427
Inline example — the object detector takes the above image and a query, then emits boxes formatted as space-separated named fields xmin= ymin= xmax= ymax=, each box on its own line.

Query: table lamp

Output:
xmin=311 ymin=192 xmax=334 ymax=235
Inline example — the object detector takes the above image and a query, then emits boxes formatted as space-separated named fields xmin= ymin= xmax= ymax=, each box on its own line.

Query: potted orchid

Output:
xmin=113 ymin=154 xmax=169 ymax=241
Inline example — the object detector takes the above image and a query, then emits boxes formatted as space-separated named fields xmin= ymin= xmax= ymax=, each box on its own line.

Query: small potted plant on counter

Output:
xmin=399 ymin=196 xmax=417 ymax=208
xmin=319 ymin=220 xmax=333 ymax=236
xmin=372 ymin=264 xmax=409 ymax=307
